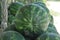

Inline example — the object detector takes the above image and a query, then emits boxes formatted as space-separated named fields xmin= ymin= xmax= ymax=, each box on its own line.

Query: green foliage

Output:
xmin=36 ymin=33 xmax=60 ymax=40
xmin=2 ymin=31 xmax=25 ymax=40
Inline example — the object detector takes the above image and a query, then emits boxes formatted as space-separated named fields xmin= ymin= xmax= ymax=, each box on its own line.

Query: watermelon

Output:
xmin=8 ymin=2 xmax=24 ymax=16
xmin=48 ymin=15 xmax=54 ymax=28
xmin=33 ymin=2 xmax=53 ymax=24
xmin=47 ymin=15 xmax=58 ymax=34
xmin=36 ymin=33 xmax=60 ymax=40
xmin=8 ymin=2 xmax=24 ymax=24
xmin=33 ymin=2 xmax=49 ymax=13
xmin=46 ymin=27 xmax=58 ymax=34
xmin=33 ymin=2 xmax=46 ymax=7
xmin=2 ymin=31 xmax=25 ymax=40
xmin=33 ymin=2 xmax=58 ymax=34
xmin=14 ymin=3 xmax=50 ymax=39
xmin=49 ymin=15 xmax=54 ymax=25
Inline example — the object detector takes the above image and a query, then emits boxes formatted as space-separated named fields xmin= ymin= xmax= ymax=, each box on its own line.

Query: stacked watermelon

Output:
xmin=2 ymin=31 xmax=25 ymax=40
xmin=36 ymin=33 xmax=60 ymax=40
xmin=33 ymin=2 xmax=58 ymax=34
xmin=0 ymin=1 xmax=59 ymax=40
xmin=8 ymin=2 xmax=24 ymax=24
xmin=46 ymin=16 xmax=58 ymax=34
xmin=14 ymin=3 xmax=51 ymax=40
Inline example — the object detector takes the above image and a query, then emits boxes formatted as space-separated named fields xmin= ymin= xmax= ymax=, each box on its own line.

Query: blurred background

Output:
xmin=46 ymin=0 xmax=60 ymax=34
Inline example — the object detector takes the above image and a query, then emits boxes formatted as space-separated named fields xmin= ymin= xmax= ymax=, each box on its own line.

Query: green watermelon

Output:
xmin=47 ymin=16 xmax=58 ymax=34
xmin=33 ymin=2 xmax=53 ymax=24
xmin=33 ymin=2 xmax=57 ymax=34
xmin=8 ymin=2 xmax=24 ymax=16
xmin=33 ymin=2 xmax=49 ymax=13
xmin=48 ymin=15 xmax=54 ymax=28
xmin=33 ymin=2 xmax=46 ymax=6
xmin=46 ymin=27 xmax=58 ymax=34
xmin=36 ymin=33 xmax=60 ymax=40
xmin=2 ymin=31 xmax=25 ymax=40
xmin=14 ymin=3 xmax=50 ymax=39
xmin=49 ymin=15 xmax=54 ymax=25
xmin=8 ymin=15 xmax=15 ymax=24
xmin=8 ymin=2 xmax=24 ymax=24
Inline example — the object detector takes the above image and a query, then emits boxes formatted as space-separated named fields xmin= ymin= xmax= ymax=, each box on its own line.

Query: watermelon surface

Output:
xmin=8 ymin=2 xmax=24 ymax=24
xmin=2 ymin=31 xmax=25 ymax=40
xmin=46 ymin=27 xmax=58 ymax=34
xmin=36 ymin=33 xmax=60 ymax=40
xmin=33 ymin=2 xmax=49 ymax=13
xmin=14 ymin=3 xmax=50 ymax=39
xmin=8 ymin=2 xmax=24 ymax=16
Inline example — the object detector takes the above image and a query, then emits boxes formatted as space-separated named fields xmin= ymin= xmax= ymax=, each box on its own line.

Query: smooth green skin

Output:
xmin=2 ymin=31 xmax=25 ymax=40
xmin=36 ymin=33 xmax=60 ymax=40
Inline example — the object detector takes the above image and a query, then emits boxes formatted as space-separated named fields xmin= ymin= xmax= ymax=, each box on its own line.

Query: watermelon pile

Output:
xmin=0 ymin=1 xmax=60 ymax=40
xmin=47 ymin=16 xmax=58 ymax=34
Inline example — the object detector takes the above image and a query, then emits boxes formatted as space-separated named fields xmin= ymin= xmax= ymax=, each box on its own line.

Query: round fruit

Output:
xmin=36 ymin=33 xmax=60 ymax=40
xmin=14 ymin=4 xmax=50 ymax=38
xmin=2 ymin=31 xmax=25 ymax=40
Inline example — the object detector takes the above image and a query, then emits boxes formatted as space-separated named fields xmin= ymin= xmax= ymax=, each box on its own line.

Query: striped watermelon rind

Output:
xmin=8 ymin=2 xmax=24 ymax=16
xmin=8 ymin=2 xmax=24 ymax=24
xmin=33 ymin=2 xmax=49 ymax=13
xmin=2 ymin=31 xmax=25 ymax=40
xmin=46 ymin=27 xmax=58 ymax=34
xmin=36 ymin=33 xmax=60 ymax=40
xmin=14 ymin=3 xmax=50 ymax=38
